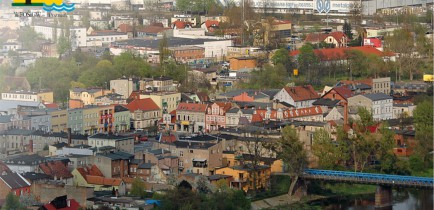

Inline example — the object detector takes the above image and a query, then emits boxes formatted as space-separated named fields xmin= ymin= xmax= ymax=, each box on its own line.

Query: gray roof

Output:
xmin=241 ymin=109 xmax=255 ymax=115
xmin=89 ymin=133 xmax=134 ymax=140
xmin=112 ymin=37 xmax=222 ymax=50
xmin=5 ymin=154 xmax=46 ymax=166
xmin=226 ymin=108 xmax=240 ymax=114
xmin=313 ymin=98 xmax=340 ymax=107
xmin=0 ymin=115 xmax=13 ymax=123
xmin=0 ymin=100 xmax=45 ymax=112
xmin=98 ymin=151 xmax=134 ymax=160
xmin=363 ymin=93 xmax=393 ymax=101
xmin=71 ymin=88 xmax=103 ymax=94
xmin=138 ymin=163 xmax=155 ymax=169
xmin=0 ymin=173 xmax=30 ymax=189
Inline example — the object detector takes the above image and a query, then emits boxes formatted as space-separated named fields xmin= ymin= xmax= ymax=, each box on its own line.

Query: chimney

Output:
xmin=67 ymin=128 xmax=72 ymax=146
xmin=343 ymin=101 xmax=348 ymax=127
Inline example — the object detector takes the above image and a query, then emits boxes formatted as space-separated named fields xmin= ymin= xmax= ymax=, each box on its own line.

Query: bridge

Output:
xmin=302 ymin=169 xmax=434 ymax=188
xmin=286 ymin=169 xmax=434 ymax=208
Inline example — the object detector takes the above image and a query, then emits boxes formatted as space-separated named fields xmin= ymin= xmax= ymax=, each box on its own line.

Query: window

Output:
xmin=190 ymin=149 xmax=193 ymax=153
xmin=179 ymin=151 xmax=183 ymax=157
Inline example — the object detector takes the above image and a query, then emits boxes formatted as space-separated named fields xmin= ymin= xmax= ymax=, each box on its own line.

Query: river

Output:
xmin=308 ymin=189 xmax=433 ymax=210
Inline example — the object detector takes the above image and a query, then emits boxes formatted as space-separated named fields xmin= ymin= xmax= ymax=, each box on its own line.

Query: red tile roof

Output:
xmin=44 ymin=103 xmax=58 ymax=109
xmin=118 ymin=24 xmax=133 ymax=33
xmin=214 ymin=102 xmax=232 ymax=112
xmin=138 ymin=25 xmax=169 ymax=34
xmin=282 ymin=85 xmax=319 ymax=102
xmin=305 ymin=31 xmax=347 ymax=44
xmin=251 ymin=113 xmax=263 ymax=122
xmin=290 ymin=46 xmax=394 ymax=61
xmin=177 ymin=102 xmax=208 ymax=112
xmin=86 ymin=175 xmax=123 ymax=186
xmin=125 ymin=98 xmax=160 ymax=112
xmin=39 ymin=161 xmax=73 ymax=179
xmin=172 ymin=21 xmax=191 ymax=29
xmin=204 ymin=20 xmax=219 ymax=28
xmin=330 ymin=86 xmax=353 ymax=100
xmin=272 ymin=20 xmax=291 ymax=25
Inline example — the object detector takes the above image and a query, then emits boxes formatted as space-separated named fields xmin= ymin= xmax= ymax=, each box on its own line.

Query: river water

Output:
xmin=308 ymin=189 xmax=433 ymax=210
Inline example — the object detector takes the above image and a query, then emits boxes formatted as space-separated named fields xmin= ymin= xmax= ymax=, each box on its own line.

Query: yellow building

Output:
xmin=50 ymin=109 xmax=67 ymax=132
xmin=69 ymin=88 xmax=109 ymax=106
xmin=82 ymin=105 xmax=114 ymax=135
xmin=215 ymin=164 xmax=271 ymax=192
xmin=139 ymin=92 xmax=181 ymax=114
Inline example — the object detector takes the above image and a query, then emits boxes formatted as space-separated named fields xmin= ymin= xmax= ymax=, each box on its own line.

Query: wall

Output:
xmin=31 ymin=182 xmax=94 ymax=208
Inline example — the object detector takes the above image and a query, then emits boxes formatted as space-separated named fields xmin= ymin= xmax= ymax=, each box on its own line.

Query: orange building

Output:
xmin=229 ymin=57 xmax=257 ymax=71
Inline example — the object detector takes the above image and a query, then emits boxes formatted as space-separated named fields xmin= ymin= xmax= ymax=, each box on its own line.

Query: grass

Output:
xmin=412 ymin=168 xmax=434 ymax=178
xmin=322 ymin=183 xmax=376 ymax=195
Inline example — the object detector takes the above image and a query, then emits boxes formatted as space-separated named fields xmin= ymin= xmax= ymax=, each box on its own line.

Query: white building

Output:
xmin=393 ymin=104 xmax=416 ymax=119
xmin=87 ymin=31 xmax=129 ymax=46
xmin=273 ymin=85 xmax=319 ymax=108
xmin=1 ymin=90 xmax=53 ymax=103
xmin=32 ymin=25 xmax=87 ymax=48
xmin=88 ymin=133 xmax=134 ymax=154
xmin=348 ymin=93 xmax=393 ymax=121
xmin=204 ymin=40 xmax=232 ymax=60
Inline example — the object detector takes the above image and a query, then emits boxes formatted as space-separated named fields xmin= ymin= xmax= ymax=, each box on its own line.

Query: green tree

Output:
xmin=312 ymin=129 xmax=340 ymax=169
xmin=270 ymin=126 xmax=307 ymax=196
xmin=57 ymin=36 xmax=71 ymax=59
xmin=413 ymin=100 xmax=434 ymax=167
xmin=385 ymin=28 xmax=418 ymax=80
xmin=17 ymin=26 xmax=42 ymax=51
xmin=158 ymin=33 xmax=170 ymax=68
xmin=356 ymin=107 xmax=374 ymax=133
xmin=346 ymin=49 xmax=369 ymax=78
xmin=343 ymin=20 xmax=353 ymax=39
xmin=113 ymin=51 xmax=153 ymax=77
xmin=240 ymin=64 xmax=288 ymax=89
xmin=271 ymin=48 xmax=295 ymax=73
xmin=297 ymin=44 xmax=319 ymax=82
xmin=2 ymin=192 xmax=24 ymax=210
xmin=130 ymin=177 xmax=146 ymax=197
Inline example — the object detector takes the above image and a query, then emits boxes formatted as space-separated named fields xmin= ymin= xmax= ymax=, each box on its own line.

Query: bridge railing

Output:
xmin=303 ymin=169 xmax=434 ymax=187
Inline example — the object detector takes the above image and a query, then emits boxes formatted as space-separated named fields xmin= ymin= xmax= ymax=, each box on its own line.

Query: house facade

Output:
xmin=176 ymin=103 xmax=208 ymax=133
xmin=273 ymin=85 xmax=319 ymax=108
xmin=205 ymin=102 xmax=232 ymax=132
xmin=348 ymin=93 xmax=393 ymax=121
xmin=125 ymin=98 xmax=161 ymax=129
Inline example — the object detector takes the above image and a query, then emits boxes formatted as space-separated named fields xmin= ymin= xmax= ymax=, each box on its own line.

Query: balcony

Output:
xmin=192 ymin=159 xmax=208 ymax=168
xmin=176 ymin=120 xmax=195 ymax=125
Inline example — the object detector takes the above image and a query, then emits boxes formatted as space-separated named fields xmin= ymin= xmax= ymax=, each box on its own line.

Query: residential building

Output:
xmin=138 ymin=91 xmax=181 ymax=114
xmin=305 ymin=31 xmax=348 ymax=48
xmin=158 ymin=140 xmax=224 ymax=176
xmin=151 ymin=76 xmax=175 ymax=92
xmin=67 ymin=108 xmax=83 ymax=134
xmin=4 ymin=154 xmax=46 ymax=173
xmin=393 ymin=104 xmax=416 ymax=119
xmin=372 ymin=77 xmax=391 ymax=94
xmin=125 ymin=98 xmax=161 ymax=129
xmin=205 ymin=102 xmax=232 ymax=132
xmin=32 ymin=25 xmax=87 ymax=48
xmin=50 ymin=109 xmax=68 ymax=132
xmin=171 ymin=15 xmax=197 ymax=27
xmin=1 ymin=90 xmax=54 ymax=103
xmin=175 ymin=103 xmax=208 ymax=133
xmin=321 ymin=86 xmax=353 ymax=103
xmin=86 ymin=31 xmax=129 ymax=46
xmin=40 ymin=196 xmax=80 ymax=210
xmin=348 ymin=93 xmax=393 ymax=121
xmin=93 ymin=151 xmax=134 ymax=178
xmin=0 ymin=173 xmax=31 ymax=204
xmin=253 ymin=19 xmax=292 ymax=46
xmin=110 ymin=77 xmax=140 ymax=99
xmin=136 ymin=25 xmax=171 ymax=38
xmin=113 ymin=105 xmax=131 ymax=132
xmin=39 ymin=161 xmax=73 ymax=185
xmin=214 ymin=164 xmax=271 ymax=192
xmin=72 ymin=167 xmax=127 ymax=195
xmin=95 ymin=93 xmax=126 ymax=105
xmin=88 ymin=133 xmax=135 ymax=154
xmin=273 ymin=85 xmax=319 ymax=108
xmin=29 ymin=113 xmax=51 ymax=132
xmin=69 ymin=88 xmax=109 ymax=106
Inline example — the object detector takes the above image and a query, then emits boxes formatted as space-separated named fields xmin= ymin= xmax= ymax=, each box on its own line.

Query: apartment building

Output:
xmin=1 ymin=90 xmax=54 ymax=103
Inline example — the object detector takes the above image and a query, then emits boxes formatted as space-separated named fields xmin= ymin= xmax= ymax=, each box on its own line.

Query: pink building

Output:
xmin=205 ymin=102 xmax=232 ymax=132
